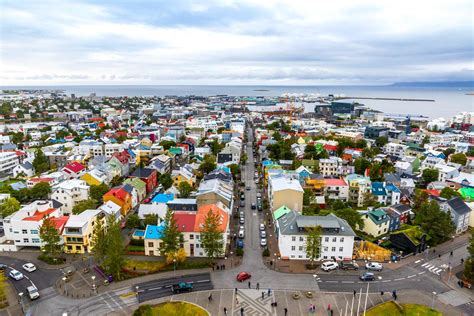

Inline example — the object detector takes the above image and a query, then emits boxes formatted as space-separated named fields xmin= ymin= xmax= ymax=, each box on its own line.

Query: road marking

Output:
xmin=433 ymin=269 xmax=442 ymax=275
xmin=428 ymin=266 xmax=437 ymax=272
xmin=148 ymin=287 xmax=162 ymax=291
xmin=418 ymin=271 xmax=426 ymax=275
xmin=382 ymin=280 xmax=391 ymax=283
xmin=407 ymin=274 xmax=416 ymax=278
xmin=326 ymin=280 xmax=338 ymax=283
xmin=414 ymin=260 xmax=422 ymax=264
xmin=394 ymin=278 xmax=405 ymax=281
xmin=197 ymin=279 xmax=210 ymax=283
xmin=341 ymin=281 xmax=354 ymax=283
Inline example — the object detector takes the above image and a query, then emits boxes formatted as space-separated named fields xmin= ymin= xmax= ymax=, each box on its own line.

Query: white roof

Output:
xmin=65 ymin=209 xmax=100 ymax=228
xmin=270 ymin=176 xmax=304 ymax=193
xmin=54 ymin=179 xmax=88 ymax=191
xmin=138 ymin=204 xmax=167 ymax=219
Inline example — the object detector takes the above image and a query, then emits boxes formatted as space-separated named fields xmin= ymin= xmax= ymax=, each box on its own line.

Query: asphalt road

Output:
xmin=134 ymin=272 xmax=213 ymax=302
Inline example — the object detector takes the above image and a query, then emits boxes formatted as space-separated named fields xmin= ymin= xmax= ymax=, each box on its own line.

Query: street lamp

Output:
xmin=230 ymin=251 xmax=233 ymax=267
xmin=18 ymin=292 xmax=24 ymax=314
xmin=173 ymin=258 xmax=177 ymax=276
xmin=425 ymin=245 xmax=430 ymax=260
xmin=91 ymin=275 xmax=96 ymax=294
xmin=431 ymin=291 xmax=437 ymax=309
xmin=377 ymin=276 xmax=382 ymax=293
xmin=62 ymin=277 xmax=68 ymax=296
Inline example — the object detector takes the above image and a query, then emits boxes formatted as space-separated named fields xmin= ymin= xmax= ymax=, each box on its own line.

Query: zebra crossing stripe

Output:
xmin=421 ymin=263 xmax=429 ymax=267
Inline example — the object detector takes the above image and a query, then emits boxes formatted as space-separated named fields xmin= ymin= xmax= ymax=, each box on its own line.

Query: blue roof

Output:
xmin=144 ymin=223 xmax=165 ymax=239
xmin=127 ymin=149 xmax=136 ymax=157
xmin=371 ymin=182 xmax=387 ymax=196
xmin=262 ymin=160 xmax=274 ymax=166
xmin=10 ymin=182 xmax=27 ymax=191
xmin=152 ymin=193 xmax=174 ymax=204
xmin=217 ymin=166 xmax=231 ymax=174
xmin=385 ymin=183 xmax=401 ymax=193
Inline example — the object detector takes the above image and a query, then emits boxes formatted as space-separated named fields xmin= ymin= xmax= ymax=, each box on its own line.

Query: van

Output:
xmin=321 ymin=261 xmax=339 ymax=272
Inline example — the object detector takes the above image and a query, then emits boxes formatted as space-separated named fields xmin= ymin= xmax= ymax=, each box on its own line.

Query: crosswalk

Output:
xmin=421 ymin=262 xmax=445 ymax=275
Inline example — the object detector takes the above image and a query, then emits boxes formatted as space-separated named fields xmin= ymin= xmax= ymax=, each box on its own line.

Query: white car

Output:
xmin=27 ymin=286 xmax=40 ymax=300
xmin=238 ymin=229 xmax=245 ymax=239
xmin=365 ymin=262 xmax=383 ymax=271
xmin=9 ymin=269 xmax=24 ymax=281
xmin=321 ymin=261 xmax=339 ymax=272
xmin=259 ymin=223 xmax=265 ymax=231
xmin=22 ymin=263 xmax=37 ymax=272
xmin=260 ymin=238 xmax=267 ymax=247
xmin=260 ymin=230 xmax=267 ymax=238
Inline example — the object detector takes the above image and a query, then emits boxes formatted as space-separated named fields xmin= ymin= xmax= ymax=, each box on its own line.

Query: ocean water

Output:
xmin=2 ymin=85 xmax=473 ymax=119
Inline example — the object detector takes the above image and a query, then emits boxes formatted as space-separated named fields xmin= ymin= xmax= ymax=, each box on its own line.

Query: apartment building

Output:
xmin=51 ymin=180 xmax=90 ymax=214
xmin=63 ymin=209 xmax=104 ymax=254
xmin=268 ymin=175 xmax=304 ymax=213
xmin=0 ymin=152 xmax=18 ymax=175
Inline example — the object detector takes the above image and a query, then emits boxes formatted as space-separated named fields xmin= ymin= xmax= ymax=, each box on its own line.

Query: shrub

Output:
xmin=236 ymin=248 xmax=244 ymax=256
xmin=133 ymin=304 xmax=152 ymax=316
xmin=38 ymin=254 xmax=65 ymax=265
xmin=262 ymin=248 xmax=270 ymax=257
xmin=129 ymin=239 xmax=145 ymax=246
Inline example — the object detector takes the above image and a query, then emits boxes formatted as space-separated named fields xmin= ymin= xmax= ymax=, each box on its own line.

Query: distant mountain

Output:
xmin=391 ymin=81 xmax=474 ymax=88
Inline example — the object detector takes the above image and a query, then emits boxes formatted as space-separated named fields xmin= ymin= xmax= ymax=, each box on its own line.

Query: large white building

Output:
xmin=275 ymin=210 xmax=355 ymax=261
xmin=0 ymin=152 xmax=19 ymax=175
xmin=51 ymin=180 xmax=90 ymax=214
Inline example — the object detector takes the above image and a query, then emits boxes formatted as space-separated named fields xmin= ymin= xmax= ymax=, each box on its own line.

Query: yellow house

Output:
xmin=172 ymin=166 xmax=196 ymax=187
xmin=269 ymin=176 xmax=304 ymax=213
xmin=103 ymin=187 xmax=132 ymax=216
xmin=63 ymin=210 xmax=105 ymax=254
xmin=362 ymin=209 xmax=389 ymax=237
xmin=304 ymin=174 xmax=324 ymax=196
xmin=80 ymin=170 xmax=107 ymax=186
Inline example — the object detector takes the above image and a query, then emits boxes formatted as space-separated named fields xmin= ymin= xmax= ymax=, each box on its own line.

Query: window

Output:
xmin=32 ymin=238 xmax=40 ymax=243
xmin=148 ymin=242 xmax=153 ymax=247
xmin=196 ymin=235 xmax=200 ymax=240
xmin=299 ymin=237 xmax=304 ymax=242
xmin=298 ymin=255 xmax=302 ymax=258
xmin=23 ymin=238 xmax=29 ymax=243
xmin=340 ymin=237 xmax=344 ymax=242
xmin=189 ymin=234 xmax=194 ymax=240
xmin=323 ymin=256 xmax=328 ymax=259
xmin=332 ymin=237 xmax=337 ymax=242
xmin=325 ymin=237 xmax=329 ymax=242
xmin=196 ymin=244 xmax=200 ymax=248
xmin=292 ymin=236 xmax=296 ymax=241
xmin=75 ymin=246 xmax=81 ymax=251
xmin=291 ymin=246 xmax=296 ymax=251
xmin=299 ymin=246 xmax=303 ymax=251
xmin=22 ymin=229 xmax=27 ymax=234
xmin=291 ymin=255 xmax=295 ymax=258
xmin=339 ymin=247 xmax=343 ymax=252
xmin=14 ymin=231 xmax=19 ymax=234
xmin=30 ymin=230 xmax=38 ymax=235
xmin=331 ymin=247 xmax=336 ymax=252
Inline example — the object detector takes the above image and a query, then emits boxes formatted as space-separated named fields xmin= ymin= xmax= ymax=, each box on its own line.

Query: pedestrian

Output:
xmin=248 ymin=281 xmax=251 ymax=289
xmin=330 ymin=309 xmax=334 ymax=316
xmin=450 ymin=251 xmax=453 ymax=257
xmin=353 ymin=290 xmax=356 ymax=296
xmin=327 ymin=303 xmax=331 ymax=311
xmin=461 ymin=258 xmax=465 ymax=264
xmin=284 ymin=307 xmax=288 ymax=316
xmin=256 ymin=282 xmax=260 ymax=290
xmin=438 ymin=254 xmax=441 ymax=260
xmin=268 ymin=288 xmax=271 ymax=296
xmin=235 ymin=287 xmax=238 ymax=293
xmin=240 ymin=307 xmax=244 ymax=316
xmin=381 ymin=291 xmax=384 ymax=296
xmin=236 ymin=296 xmax=239 ymax=305
xmin=224 ymin=307 xmax=227 ymax=315
xmin=208 ymin=294 xmax=213 ymax=302
xmin=262 ymin=292 xmax=265 ymax=300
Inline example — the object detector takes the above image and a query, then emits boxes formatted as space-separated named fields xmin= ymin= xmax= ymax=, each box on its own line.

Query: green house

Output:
xmin=123 ymin=177 xmax=147 ymax=201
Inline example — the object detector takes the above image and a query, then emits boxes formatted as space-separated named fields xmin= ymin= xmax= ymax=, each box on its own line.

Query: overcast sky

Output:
xmin=1 ymin=0 xmax=473 ymax=85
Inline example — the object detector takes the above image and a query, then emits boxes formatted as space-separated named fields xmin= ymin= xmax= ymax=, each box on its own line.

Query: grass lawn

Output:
xmin=365 ymin=301 xmax=441 ymax=316
xmin=124 ymin=260 xmax=167 ymax=273
xmin=135 ymin=302 xmax=208 ymax=316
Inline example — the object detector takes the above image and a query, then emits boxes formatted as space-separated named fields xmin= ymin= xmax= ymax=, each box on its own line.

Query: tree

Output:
xmin=200 ymin=209 xmax=224 ymax=263
xmin=306 ymin=226 xmax=322 ymax=267
xmin=103 ymin=220 xmax=126 ymax=280
xmin=30 ymin=182 xmax=51 ymax=200
xmin=375 ymin=136 xmax=388 ymax=147
xmin=72 ymin=199 xmax=98 ymax=214
xmin=415 ymin=200 xmax=455 ymax=245
xmin=11 ymin=132 xmax=24 ymax=145
xmin=158 ymin=173 xmax=173 ymax=190
xmin=450 ymin=153 xmax=467 ymax=166
xmin=422 ymin=168 xmax=439 ymax=185
xmin=199 ymin=154 xmax=216 ymax=175
xmin=0 ymin=197 xmax=20 ymax=218
xmin=354 ymin=157 xmax=371 ymax=175
xmin=303 ymin=188 xmax=314 ymax=206
xmin=464 ymin=234 xmax=474 ymax=283
xmin=272 ymin=131 xmax=282 ymax=142
xmin=39 ymin=216 xmax=61 ymax=258
xmin=333 ymin=208 xmax=364 ymax=230
xmin=159 ymin=140 xmax=176 ymax=150
xmin=302 ymin=204 xmax=320 ymax=216
xmin=91 ymin=216 xmax=108 ymax=264
xmin=143 ymin=214 xmax=158 ymax=227
xmin=228 ymin=164 xmax=240 ymax=180
xmin=241 ymin=153 xmax=248 ymax=165
xmin=362 ymin=191 xmax=377 ymax=208
xmin=178 ymin=182 xmax=193 ymax=198
xmin=369 ymin=162 xmax=384 ymax=182
xmin=210 ymin=138 xmax=224 ymax=156
xmin=110 ymin=175 xmax=123 ymax=187
xmin=440 ymin=187 xmax=461 ymax=199
xmin=161 ymin=208 xmax=183 ymax=256
xmin=32 ymin=149 xmax=50 ymax=174
xmin=443 ymin=148 xmax=456 ymax=159
xmin=166 ymin=247 xmax=187 ymax=265
xmin=90 ymin=183 xmax=109 ymax=202
xmin=126 ymin=214 xmax=142 ymax=229
xmin=355 ymin=139 xmax=367 ymax=149
xmin=413 ymin=189 xmax=429 ymax=211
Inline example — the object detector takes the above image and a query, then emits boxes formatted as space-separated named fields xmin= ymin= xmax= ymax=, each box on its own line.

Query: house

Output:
xmin=149 ymin=154 xmax=172 ymax=174
xmin=371 ymin=182 xmax=401 ymax=206
xmin=63 ymin=209 xmax=105 ymax=254
xmin=51 ymin=180 xmax=90 ymax=214
xmin=295 ymin=166 xmax=312 ymax=182
xmin=172 ymin=165 xmax=197 ymax=187
xmin=167 ymin=198 xmax=198 ymax=212
xmin=196 ymin=179 xmax=233 ymax=210
xmin=268 ymin=175 xmax=304 ymax=213
xmin=440 ymin=197 xmax=471 ymax=234
xmin=304 ymin=174 xmax=325 ymax=196
xmin=108 ymin=154 xmax=129 ymax=178
xmin=103 ymin=186 xmax=132 ymax=216
xmin=319 ymin=157 xmax=341 ymax=177
xmin=394 ymin=161 xmax=412 ymax=175
xmin=387 ymin=204 xmax=412 ymax=226
xmin=384 ymin=143 xmax=408 ymax=158
xmin=62 ymin=162 xmax=86 ymax=179
xmin=130 ymin=168 xmax=158 ymax=193
xmin=275 ymin=210 xmax=355 ymax=261
xmin=138 ymin=204 xmax=167 ymax=221
xmin=346 ymin=174 xmax=372 ymax=207
xmin=323 ymin=178 xmax=349 ymax=202
xmin=389 ymin=226 xmax=428 ymax=255
xmin=122 ymin=183 xmax=139 ymax=209
xmin=123 ymin=177 xmax=147 ymax=202
xmin=434 ymin=164 xmax=460 ymax=182
xmin=12 ymin=161 xmax=34 ymax=178
xmin=361 ymin=209 xmax=390 ymax=237
xmin=81 ymin=168 xmax=110 ymax=186
xmin=98 ymin=201 xmax=122 ymax=221
xmin=0 ymin=151 xmax=19 ymax=175
xmin=203 ymin=168 xmax=233 ymax=184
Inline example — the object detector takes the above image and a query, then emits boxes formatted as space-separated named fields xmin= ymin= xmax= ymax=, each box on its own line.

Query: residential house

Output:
xmin=434 ymin=164 xmax=460 ymax=182
xmin=268 ymin=175 xmax=304 ymax=213
xmin=371 ymin=182 xmax=401 ymax=205
xmin=26 ymin=177 xmax=57 ymax=189
xmin=172 ymin=165 xmax=197 ymax=187
xmin=0 ymin=151 xmax=18 ymax=175
xmin=108 ymin=153 xmax=130 ymax=178
xmin=361 ymin=209 xmax=389 ymax=237
xmin=81 ymin=168 xmax=110 ymax=186
xmin=304 ymin=174 xmax=324 ymax=196
xmin=389 ymin=226 xmax=428 ymax=255
xmin=63 ymin=209 xmax=105 ymax=254
xmin=51 ymin=180 xmax=90 ymax=214
xmin=319 ymin=157 xmax=342 ymax=177
xmin=167 ymin=198 xmax=198 ymax=212
xmin=323 ymin=178 xmax=349 ymax=202
xmin=383 ymin=143 xmax=408 ymax=158
xmin=62 ymin=162 xmax=86 ymax=180
xmin=103 ymin=186 xmax=132 ymax=216
xmin=196 ymin=178 xmax=233 ymax=210
xmin=149 ymin=154 xmax=172 ymax=174
xmin=123 ymin=178 xmax=147 ymax=203
xmin=130 ymin=168 xmax=158 ymax=193
xmin=439 ymin=197 xmax=471 ymax=234
xmin=346 ymin=174 xmax=372 ymax=207
xmin=12 ymin=161 xmax=34 ymax=178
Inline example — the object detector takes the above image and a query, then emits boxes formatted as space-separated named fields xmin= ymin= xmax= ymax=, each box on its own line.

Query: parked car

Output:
xmin=236 ymin=239 xmax=244 ymax=248
xmin=239 ymin=217 xmax=245 ymax=224
xmin=240 ymin=194 xmax=245 ymax=201
xmin=365 ymin=262 xmax=383 ymax=271
xmin=27 ymin=285 xmax=40 ymax=300
xmin=260 ymin=238 xmax=267 ymax=247
xmin=9 ymin=269 xmax=24 ymax=281
xmin=22 ymin=263 xmax=36 ymax=272
xmin=240 ymin=200 xmax=245 ymax=207
xmin=239 ymin=211 xmax=245 ymax=218
xmin=256 ymin=193 xmax=262 ymax=198
xmin=236 ymin=272 xmax=252 ymax=282
xmin=246 ymin=186 xmax=251 ymax=191
xmin=251 ymin=203 xmax=256 ymax=210
xmin=360 ymin=272 xmax=375 ymax=281
xmin=321 ymin=261 xmax=339 ymax=272
xmin=257 ymin=204 xmax=262 ymax=211
xmin=238 ymin=229 xmax=245 ymax=239
xmin=172 ymin=282 xmax=193 ymax=294
xmin=339 ymin=261 xmax=359 ymax=270
xmin=260 ymin=230 xmax=266 ymax=238
xmin=260 ymin=223 xmax=265 ymax=231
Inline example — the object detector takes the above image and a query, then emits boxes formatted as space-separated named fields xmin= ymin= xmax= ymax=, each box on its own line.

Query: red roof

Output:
xmin=63 ymin=162 xmax=85 ymax=173
xmin=105 ymin=187 xmax=129 ymax=201
xmin=15 ymin=150 xmax=26 ymax=157
xmin=324 ymin=178 xmax=348 ymax=186
xmin=29 ymin=177 xmax=54 ymax=183
xmin=195 ymin=204 xmax=229 ymax=232
xmin=50 ymin=216 xmax=69 ymax=233
xmin=423 ymin=189 xmax=440 ymax=197
xmin=174 ymin=213 xmax=197 ymax=232
xmin=23 ymin=208 xmax=57 ymax=221
xmin=324 ymin=144 xmax=338 ymax=151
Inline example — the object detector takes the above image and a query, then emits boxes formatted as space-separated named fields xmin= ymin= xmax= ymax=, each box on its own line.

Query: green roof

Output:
xmin=169 ymin=147 xmax=183 ymax=155
xmin=123 ymin=177 xmax=146 ymax=191
xmin=273 ymin=205 xmax=292 ymax=220
xmin=459 ymin=187 xmax=474 ymax=200
xmin=393 ymin=225 xmax=431 ymax=246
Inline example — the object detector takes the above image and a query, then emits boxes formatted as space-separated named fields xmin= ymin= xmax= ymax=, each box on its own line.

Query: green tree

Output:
xmin=354 ymin=157 xmax=371 ymax=175
xmin=421 ymin=135 xmax=430 ymax=147
xmin=303 ymin=188 xmax=314 ymax=206
xmin=440 ymin=187 xmax=461 ymax=199
xmin=334 ymin=208 xmax=364 ymax=230
xmin=355 ymin=139 xmax=367 ymax=149
xmin=443 ymin=148 xmax=456 ymax=159
xmin=30 ymin=182 xmax=51 ymax=200
xmin=126 ymin=214 xmax=142 ymax=229
xmin=210 ymin=139 xmax=224 ymax=156
xmin=272 ymin=131 xmax=282 ymax=142
xmin=159 ymin=140 xmax=176 ymax=150
xmin=199 ymin=154 xmax=216 ymax=174
xmin=199 ymin=209 xmax=224 ymax=263
xmin=228 ymin=163 xmax=240 ymax=180
xmin=0 ymin=197 xmax=20 ymax=218
xmin=375 ymin=136 xmax=388 ymax=147
xmin=91 ymin=216 xmax=107 ymax=264
xmin=32 ymin=149 xmax=50 ymax=174
xmin=90 ymin=183 xmax=109 ymax=202
xmin=143 ymin=214 xmax=158 ymax=227
xmin=11 ymin=132 xmax=24 ymax=145
xmin=413 ymin=189 xmax=429 ymax=211
xmin=158 ymin=173 xmax=173 ymax=190
xmin=464 ymin=234 xmax=474 ymax=283
xmin=160 ymin=208 xmax=183 ymax=256
xmin=241 ymin=153 xmax=248 ymax=165
xmin=450 ymin=153 xmax=467 ymax=166
xmin=110 ymin=175 xmax=123 ymax=187
xmin=103 ymin=220 xmax=126 ymax=280
xmin=72 ymin=199 xmax=98 ymax=214
xmin=422 ymin=168 xmax=439 ymax=185
xmin=369 ymin=162 xmax=384 ymax=181
xmin=306 ymin=226 xmax=322 ymax=267
xmin=302 ymin=204 xmax=320 ymax=216
xmin=178 ymin=182 xmax=193 ymax=198
xmin=39 ymin=216 xmax=61 ymax=258
xmin=415 ymin=200 xmax=455 ymax=245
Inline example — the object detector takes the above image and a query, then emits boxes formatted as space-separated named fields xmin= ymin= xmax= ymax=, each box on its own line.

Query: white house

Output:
xmin=51 ymin=180 xmax=90 ymax=214
xmin=13 ymin=161 xmax=35 ymax=178
xmin=0 ymin=152 xmax=19 ymax=175
xmin=319 ymin=157 xmax=341 ymax=177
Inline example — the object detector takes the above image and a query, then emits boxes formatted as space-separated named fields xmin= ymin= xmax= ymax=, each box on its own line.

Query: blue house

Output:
xmin=152 ymin=193 xmax=175 ymax=204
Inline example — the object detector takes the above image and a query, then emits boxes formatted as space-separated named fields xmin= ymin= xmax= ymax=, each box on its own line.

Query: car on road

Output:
xmin=236 ymin=272 xmax=252 ymax=282
xmin=365 ymin=262 xmax=383 ymax=271
xmin=239 ymin=217 xmax=245 ymax=224
xmin=246 ymin=186 xmax=251 ymax=191
xmin=251 ymin=203 xmax=256 ymax=210
xmin=321 ymin=261 xmax=339 ymax=272
xmin=22 ymin=263 xmax=37 ymax=272
xmin=240 ymin=200 xmax=245 ymax=207
xmin=360 ymin=272 xmax=375 ymax=281
xmin=238 ymin=229 xmax=245 ymax=238
xmin=239 ymin=211 xmax=245 ymax=218
xmin=172 ymin=282 xmax=193 ymax=294
xmin=260 ymin=238 xmax=267 ymax=247
xmin=236 ymin=239 xmax=244 ymax=248
xmin=260 ymin=230 xmax=266 ymax=238
xmin=339 ymin=261 xmax=359 ymax=270
xmin=260 ymin=223 xmax=265 ymax=231
xmin=9 ymin=269 xmax=24 ymax=281
xmin=257 ymin=193 xmax=262 ymax=198
xmin=27 ymin=285 xmax=40 ymax=300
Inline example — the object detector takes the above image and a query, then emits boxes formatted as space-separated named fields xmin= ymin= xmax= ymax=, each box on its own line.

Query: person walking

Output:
xmin=236 ymin=296 xmax=239 ymax=305
xmin=235 ymin=288 xmax=238 ymax=294
xmin=268 ymin=288 xmax=271 ymax=296
xmin=223 ymin=307 xmax=227 ymax=315
xmin=353 ymin=290 xmax=356 ymax=297
xmin=284 ymin=307 xmax=288 ymax=316
xmin=240 ymin=307 xmax=244 ymax=316
xmin=450 ymin=251 xmax=453 ymax=257
xmin=248 ymin=281 xmax=251 ymax=289
xmin=262 ymin=292 xmax=265 ymax=300
xmin=256 ymin=282 xmax=260 ymax=290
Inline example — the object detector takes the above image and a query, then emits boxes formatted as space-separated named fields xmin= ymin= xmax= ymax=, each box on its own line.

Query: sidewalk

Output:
xmin=0 ymin=282 xmax=22 ymax=316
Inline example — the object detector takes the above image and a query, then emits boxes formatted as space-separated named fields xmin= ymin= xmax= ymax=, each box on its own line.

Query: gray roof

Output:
xmin=447 ymin=197 xmax=471 ymax=215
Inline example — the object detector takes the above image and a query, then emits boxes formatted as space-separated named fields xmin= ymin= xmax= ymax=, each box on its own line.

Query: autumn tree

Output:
xmin=39 ymin=217 xmax=61 ymax=258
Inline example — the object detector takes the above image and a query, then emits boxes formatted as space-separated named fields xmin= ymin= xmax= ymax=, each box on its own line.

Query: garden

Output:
xmin=133 ymin=302 xmax=208 ymax=316
xmin=365 ymin=301 xmax=441 ymax=316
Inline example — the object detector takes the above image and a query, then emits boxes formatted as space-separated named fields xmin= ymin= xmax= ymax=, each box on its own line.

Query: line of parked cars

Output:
xmin=320 ymin=260 xmax=383 ymax=282
xmin=0 ymin=262 xmax=40 ymax=300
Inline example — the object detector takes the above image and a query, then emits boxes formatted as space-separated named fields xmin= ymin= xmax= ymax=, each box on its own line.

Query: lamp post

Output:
xmin=431 ymin=291 xmax=437 ymax=309
xmin=18 ymin=292 xmax=24 ymax=314
xmin=91 ymin=275 xmax=96 ymax=294
xmin=230 ymin=251 xmax=233 ymax=267
xmin=377 ymin=276 xmax=382 ymax=293
xmin=425 ymin=245 xmax=430 ymax=260
xmin=173 ymin=258 xmax=177 ymax=276
xmin=62 ymin=277 xmax=68 ymax=296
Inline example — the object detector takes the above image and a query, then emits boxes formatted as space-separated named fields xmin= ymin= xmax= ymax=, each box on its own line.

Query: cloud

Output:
xmin=0 ymin=0 xmax=472 ymax=85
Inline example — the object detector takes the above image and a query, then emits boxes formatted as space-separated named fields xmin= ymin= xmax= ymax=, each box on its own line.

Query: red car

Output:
xmin=236 ymin=272 xmax=251 ymax=282
xmin=144 ymin=197 xmax=151 ymax=203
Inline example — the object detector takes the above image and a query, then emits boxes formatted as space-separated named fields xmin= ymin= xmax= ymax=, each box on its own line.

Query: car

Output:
xmin=144 ymin=197 xmax=151 ymax=203
xmin=260 ymin=230 xmax=266 ymax=238
xmin=339 ymin=261 xmax=359 ymax=270
xmin=239 ymin=217 xmax=245 ymax=224
xmin=27 ymin=285 xmax=40 ymax=300
xmin=360 ymin=272 xmax=375 ymax=281
xmin=236 ymin=239 xmax=244 ymax=248
xmin=238 ymin=229 xmax=245 ymax=238
xmin=9 ymin=269 xmax=24 ymax=281
xmin=239 ymin=211 xmax=245 ymax=218
xmin=260 ymin=238 xmax=267 ymax=247
xmin=22 ymin=263 xmax=36 ymax=272
xmin=236 ymin=272 xmax=252 ymax=282
xmin=260 ymin=223 xmax=265 ymax=231
xmin=365 ymin=262 xmax=383 ymax=271
xmin=256 ymin=193 xmax=262 ymax=198
xmin=240 ymin=200 xmax=245 ymax=207
xmin=240 ymin=195 xmax=245 ymax=201
xmin=172 ymin=282 xmax=193 ymax=294
xmin=257 ymin=204 xmax=262 ymax=211
xmin=246 ymin=186 xmax=251 ymax=191
xmin=251 ymin=203 xmax=256 ymax=210
xmin=321 ymin=261 xmax=339 ymax=272
xmin=239 ymin=225 xmax=245 ymax=231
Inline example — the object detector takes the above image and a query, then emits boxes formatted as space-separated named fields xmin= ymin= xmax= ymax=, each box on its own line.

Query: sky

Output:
xmin=0 ymin=0 xmax=473 ymax=86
